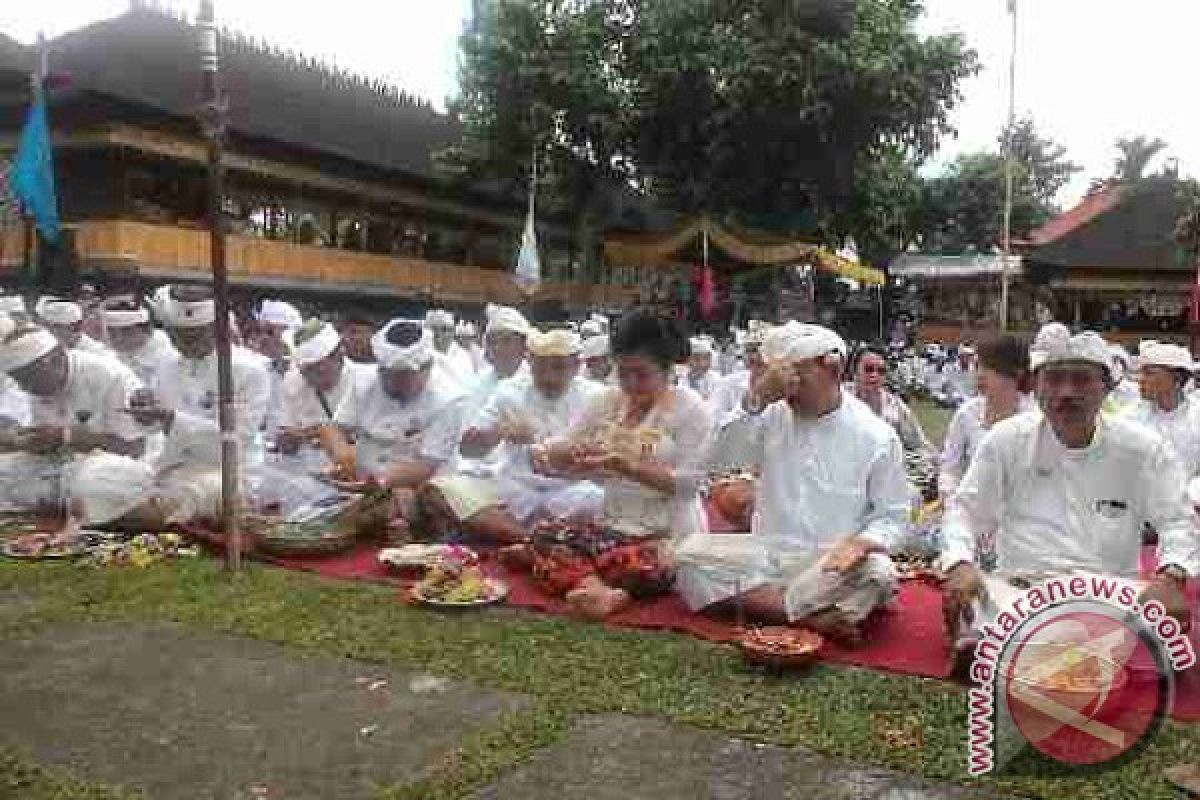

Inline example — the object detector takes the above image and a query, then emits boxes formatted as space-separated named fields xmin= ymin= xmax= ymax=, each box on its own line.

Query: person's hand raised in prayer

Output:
xmin=940 ymin=561 xmax=985 ymax=640
xmin=531 ymin=441 xmax=577 ymax=475
xmin=744 ymin=363 xmax=786 ymax=412
xmin=498 ymin=416 xmax=537 ymax=446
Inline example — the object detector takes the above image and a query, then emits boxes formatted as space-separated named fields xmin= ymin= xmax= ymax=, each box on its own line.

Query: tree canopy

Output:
xmin=917 ymin=117 xmax=1080 ymax=255
xmin=1113 ymin=135 xmax=1169 ymax=183
xmin=442 ymin=0 xmax=978 ymax=262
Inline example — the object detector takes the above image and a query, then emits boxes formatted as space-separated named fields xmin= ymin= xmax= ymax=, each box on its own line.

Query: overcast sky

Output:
xmin=3 ymin=1 xmax=1196 ymax=205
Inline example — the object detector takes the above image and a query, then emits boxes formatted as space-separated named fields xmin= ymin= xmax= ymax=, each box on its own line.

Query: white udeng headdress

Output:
xmin=1033 ymin=330 xmax=1113 ymax=377
xmin=484 ymin=304 xmax=530 ymax=337
xmin=527 ymin=329 xmax=582 ymax=358
xmin=372 ymin=319 xmax=434 ymax=371
xmin=761 ymin=321 xmax=846 ymax=365
xmin=35 ymin=297 xmax=83 ymax=326
xmin=153 ymin=286 xmax=216 ymax=328
xmin=293 ymin=323 xmax=342 ymax=367
xmin=0 ymin=322 xmax=59 ymax=374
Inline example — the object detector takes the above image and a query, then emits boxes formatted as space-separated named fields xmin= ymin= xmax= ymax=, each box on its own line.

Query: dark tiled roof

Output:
xmin=1026 ymin=184 xmax=1121 ymax=246
xmin=45 ymin=8 xmax=460 ymax=179
xmin=1027 ymin=179 xmax=1190 ymax=272
xmin=0 ymin=32 xmax=30 ymax=74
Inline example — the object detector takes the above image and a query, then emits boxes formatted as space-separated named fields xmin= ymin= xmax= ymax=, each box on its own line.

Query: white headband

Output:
xmin=527 ymin=329 xmax=582 ymax=358
xmin=157 ymin=290 xmax=216 ymax=328
xmin=425 ymin=309 xmax=454 ymax=328
xmin=372 ymin=320 xmax=434 ymax=371
xmin=484 ymin=304 xmax=531 ymax=337
xmin=0 ymin=328 xmax=59 ymax=373
xmin=762 ymin=321 xmax=846 ymax=365
xmin=1138 ymin=341 xmax=1194 ymax=372
xmin=103 ymin=308 xmax=150 ymax=329
xmin=1033 ymin=330 xmax=1112 ymax=376
xmin=689 ymin=336 xmax=714 ymax=357
xmin=0 ymin=296 xmax=26 ymax=315
xmin=294 ymin=323 xmax=342 ymax=367
xmin=258 ymin=299 xmax=302 ymax=329
xmin=582 ymin=334 xmax=610 ymax=360
xmin=36 ymin=298 xmax=82 ymax=326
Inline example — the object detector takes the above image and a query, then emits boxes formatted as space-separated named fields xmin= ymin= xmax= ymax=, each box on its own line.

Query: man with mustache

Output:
xmin=940 ymin=330 xmax=1196 ymax=661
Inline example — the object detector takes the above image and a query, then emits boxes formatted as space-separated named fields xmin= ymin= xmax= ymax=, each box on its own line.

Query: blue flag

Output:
xmin=9 ymin=86 xmax=60 ymax=244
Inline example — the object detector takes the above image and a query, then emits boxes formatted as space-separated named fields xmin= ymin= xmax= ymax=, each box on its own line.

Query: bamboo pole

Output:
xmin=198 ymin=0 xmax=241 ymax=570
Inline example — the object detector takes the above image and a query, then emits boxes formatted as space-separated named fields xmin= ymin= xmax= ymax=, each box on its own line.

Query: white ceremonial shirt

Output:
xmin=30 ymin=350 xmax=144 ymax=444
xmin=0 ymin=377 xmax=31 ymax=428
xmin=151 ymin=345 xmax=272 ymax=463
xmin=939 ymin=395 xmax=1035 ymax=497
xmin=716 ymin=393 xmax=909 ymax=556
xmin=279 ymin=360 xmax=365 ymax=430
xmin=74 ymin=333 xmax=112 ymax=357
xmin=710 ymin=370 xmax=751 ymax=421
xmin=333 ymin=367 xmax=466 ymax=480
xmin=114 ymin=330 xmax=177 ymax=387
xmin=1124 ymin=395 xmax=1200 ymax=477
xmin=472 ymin=373 xmax=602 ymax=484
xmin=685 ymin=369 xmax=720 ymax=402
xmin=435 ymin=343 xmax=476 ymax=388
xmin=941 ymin=411 xmax=1196 ymax=577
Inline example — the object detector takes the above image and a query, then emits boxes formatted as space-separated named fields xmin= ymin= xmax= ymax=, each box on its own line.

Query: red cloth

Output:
xmin=268 ymin=542 xmax=1200 ymax=722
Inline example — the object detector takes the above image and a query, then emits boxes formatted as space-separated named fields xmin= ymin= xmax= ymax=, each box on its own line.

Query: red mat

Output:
xmin=266 ymin=541 xmax=1200 ymax=722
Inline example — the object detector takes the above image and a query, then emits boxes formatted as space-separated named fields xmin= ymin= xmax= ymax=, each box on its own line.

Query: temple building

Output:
xmin=0 ymin=6 xmax=638 ymax=315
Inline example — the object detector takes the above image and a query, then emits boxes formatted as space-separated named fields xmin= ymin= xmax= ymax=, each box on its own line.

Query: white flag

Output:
xmin=514 ymin=203 xmax=540 ymax=293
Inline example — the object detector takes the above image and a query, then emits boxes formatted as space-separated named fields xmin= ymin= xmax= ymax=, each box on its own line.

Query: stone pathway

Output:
xmin=0 ymin=623 xmax=1013 ymax=799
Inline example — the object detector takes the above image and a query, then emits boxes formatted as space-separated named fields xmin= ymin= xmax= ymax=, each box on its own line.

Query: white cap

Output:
xmin=1032 ymin=330 xmax=1113 ymax=376
xmin=527 ymin=329 xmax=582 ymax=358
xmin=152 ymin=286 xmax=216 ymax=328
xmin=257 ymin=299 xmax=303 ymax=329
xmin=293 ymin=322 xmax=342 ymax=367
xmin=373 ymin=319 xmax=434 ymax=371
xmin=0 ymin=296 xmax=26 ymax=315
xmin=0 ymin=323 xmax=59 ymax=373
xmin=580 ymin=319 xmax=605 ymax=338
xmin=582 ymin=335 xmax=610 ymax=360
xmin=455 ymin=321 xmax=478 ymax=337
xmin=484 ymin=304 xmax=531 ymax=337
xmin=761 ymin=321 xmax=846 ymax=365
xmin=425 ymin=309 xmax=455 ymax=329
xmin=689 ymin=336 xmax=714 ymax=357
xmin=1138 ymin=341 xmax=1194 ymax=372
xmin=35 ymin=297 xmax=83 ymax=326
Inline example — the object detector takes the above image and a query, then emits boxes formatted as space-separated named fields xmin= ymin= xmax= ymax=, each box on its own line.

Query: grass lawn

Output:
xmin=912 ymin=397 xmax=954 ymax=448
xmin=1 ymin=557 xmax=1197 ymax=799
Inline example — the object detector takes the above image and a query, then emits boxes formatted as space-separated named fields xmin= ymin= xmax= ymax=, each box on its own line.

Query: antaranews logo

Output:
xmin=966 ymin=574 xmax=1195 ymax=775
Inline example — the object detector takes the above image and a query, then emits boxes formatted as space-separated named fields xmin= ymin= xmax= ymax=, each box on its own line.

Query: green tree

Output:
xmin=920 ymin=117 xmax=1080 ymax=253
xmin=1114 ymin=135 xmax=1169 ymax=183
xmin=443 ymin=0 xmax=977 ymax=260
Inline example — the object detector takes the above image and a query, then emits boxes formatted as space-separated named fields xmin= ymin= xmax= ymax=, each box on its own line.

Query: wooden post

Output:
xmin=198 ymin=0 xmax=241 ymax=570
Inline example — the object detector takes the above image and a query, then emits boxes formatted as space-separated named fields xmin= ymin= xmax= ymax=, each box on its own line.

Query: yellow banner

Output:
xmin=603 ymin=217 xmax=883 ymax=285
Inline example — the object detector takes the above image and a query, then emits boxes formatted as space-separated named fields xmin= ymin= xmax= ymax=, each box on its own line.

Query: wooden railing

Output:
xmin=66 ymin=219 xmax=640 ymax=307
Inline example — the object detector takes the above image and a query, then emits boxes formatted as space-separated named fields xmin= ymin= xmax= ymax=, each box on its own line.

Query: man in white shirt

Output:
xmin=1125 ymin=340 xmax=1200 ymax=476
xmin=0 ymin=321 xmax=146 ymax=514
xmin=675 ymin=322 xmax=910 ymax=641
xmin=426 ymin=309 xmax=475 ymax=387
xmin=328 ymin=318 xmax=466 ymax=486
xmin=941 ymin=330 xmax=1195 ymax=658
xmin=275 ymin=320 xmax=364 ymax=472
xmin=683 ymin=336 xmax=719 ymax=402
xmin=425 ymin=329 xmax=603 ymax=543
xmin=1106 ymin=343 xmax=1140 ymax=411
xmin=460 ymin=305 xmax=531 ymax=421
xmin=35 ymin=296 xmax=110 ymax=355
xmin=101 ymin=296 xmax=177 ymax=386
xmin=939 ymin=345 xmax=978 ymax=400
xmin=710 ymin=332 xmax=767 ymax=422
xmin=581 ymin=334 xmax=614 ymax=385
xmin=141 ymin=285 xmax=272 ymax=466
xmin=455 ymin=321 xmax=487 ymax=373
